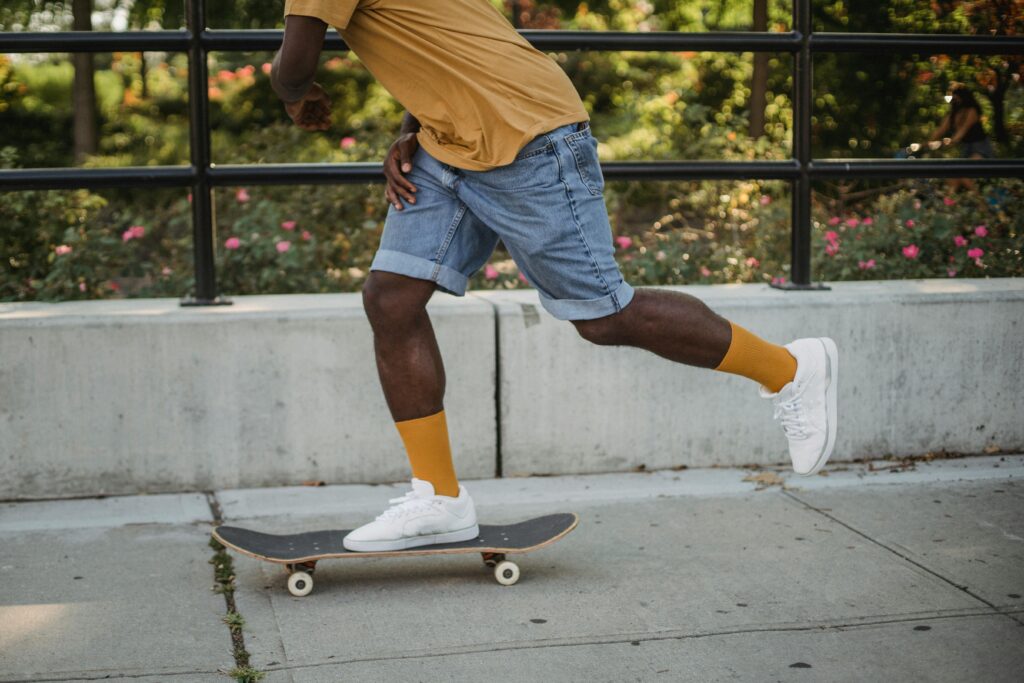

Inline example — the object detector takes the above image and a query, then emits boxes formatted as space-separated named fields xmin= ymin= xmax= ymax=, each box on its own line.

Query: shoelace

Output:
xmin=375 ymin=492 xmax=442 ymax=522
xmin=773 ymin=395 xmax=809 ymax=439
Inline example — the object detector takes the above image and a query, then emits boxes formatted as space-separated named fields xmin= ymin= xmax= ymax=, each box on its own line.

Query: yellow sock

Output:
xmin=394 ymin=410 xmax=460 ymax=497
xmin=714 ymin=321 xmax=797 ymax=393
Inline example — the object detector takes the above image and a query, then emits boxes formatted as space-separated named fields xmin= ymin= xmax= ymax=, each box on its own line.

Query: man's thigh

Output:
xmin=458 ymin=123 xmax=633 ymax=321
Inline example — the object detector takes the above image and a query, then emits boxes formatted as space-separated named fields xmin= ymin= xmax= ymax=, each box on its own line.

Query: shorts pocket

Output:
xmin=565 ymin=132 xmax=605 ymax=196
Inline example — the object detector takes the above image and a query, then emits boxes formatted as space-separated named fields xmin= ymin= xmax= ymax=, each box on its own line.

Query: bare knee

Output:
xmin=362 ymin=272 xmax=434 ymax=330
xmin=572 ymin=313 xmax=627 ymax=346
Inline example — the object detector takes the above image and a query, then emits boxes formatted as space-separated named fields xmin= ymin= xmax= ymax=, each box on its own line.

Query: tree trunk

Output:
xmin=748 ymin=0 xmax=768 ymax=138
xmin=72 ymin=0 xmax=97 ymax=164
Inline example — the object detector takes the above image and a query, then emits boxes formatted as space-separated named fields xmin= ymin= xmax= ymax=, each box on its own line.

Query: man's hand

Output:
xmin=283 ymin=83 xmax=332 ymax=132
xmin=383 ymin=132 xmax=419 ymax=210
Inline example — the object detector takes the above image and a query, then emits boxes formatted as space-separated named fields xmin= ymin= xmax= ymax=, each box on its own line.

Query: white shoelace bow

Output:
xmin=375 ymin=491 xmax=441 ymax=522
xmin=773 ymin=395 xmax=809 ymax=439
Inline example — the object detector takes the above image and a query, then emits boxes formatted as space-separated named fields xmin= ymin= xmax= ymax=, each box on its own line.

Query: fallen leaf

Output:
xmin=742 ymin=471 xmax=786 ymax=490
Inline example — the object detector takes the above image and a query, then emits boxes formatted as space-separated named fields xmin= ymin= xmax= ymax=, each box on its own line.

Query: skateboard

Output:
xmin=212 ymin=512 xmax=579 ymax=596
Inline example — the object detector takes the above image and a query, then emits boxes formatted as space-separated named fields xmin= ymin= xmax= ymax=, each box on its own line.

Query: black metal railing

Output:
xmin=1 ymin=0 xmax=1022 ymax=301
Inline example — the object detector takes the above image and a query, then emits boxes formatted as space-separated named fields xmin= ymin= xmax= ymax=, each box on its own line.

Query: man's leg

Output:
xmin=362 ymin=271 xmax=459 ymax=497
xmin=572 ymin=288 xmax=797 ymax=394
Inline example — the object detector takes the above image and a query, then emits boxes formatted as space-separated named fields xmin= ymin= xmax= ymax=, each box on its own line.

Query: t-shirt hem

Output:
xmin=417 ymin=111 xmax=590 ymax=171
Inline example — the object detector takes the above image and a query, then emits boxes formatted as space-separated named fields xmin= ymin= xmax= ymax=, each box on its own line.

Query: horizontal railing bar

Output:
xmin=0 ymin=166 xmax=195 ymax=191
xmin=5 ymin=159 xmax=1023 ymax=191
xmin=4 ymin=29 xmax=1022 ymax=56
xmin=602 ymin=160 xmax=800 ymax=180
xmin=208 ymin=163 xmax=381 ymax=185
xmin=0 ymin=30 xmax=189 ymax=53
xmin=811 ymin=33 xmax=1024 ymax=55
xmin=810 ymin=159 xmax=1024 ymax=179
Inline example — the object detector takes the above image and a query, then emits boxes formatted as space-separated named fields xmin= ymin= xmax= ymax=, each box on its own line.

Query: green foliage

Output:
xmin=1 ymin=1 xmax=1021 ymax=302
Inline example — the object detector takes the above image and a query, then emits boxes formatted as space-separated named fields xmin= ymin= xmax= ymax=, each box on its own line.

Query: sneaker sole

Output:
xmin=343 ymin=524 xmax=480 ymax=552
xmin=798 ymin=337 xmax=839 ymax=477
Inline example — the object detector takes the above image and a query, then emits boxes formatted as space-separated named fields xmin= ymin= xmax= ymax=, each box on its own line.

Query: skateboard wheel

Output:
xmin=287 ymin=571 xmax=314 ymax=597
xmin=494 ymin=560 xmax=520 ymax=586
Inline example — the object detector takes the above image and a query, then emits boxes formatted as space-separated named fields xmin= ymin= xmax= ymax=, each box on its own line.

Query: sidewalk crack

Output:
xmin=206 ymin=491 xmax=266 ymax=682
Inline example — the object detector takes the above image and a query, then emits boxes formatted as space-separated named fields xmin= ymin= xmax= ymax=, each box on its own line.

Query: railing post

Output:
xmin=781 ymin=0 xmax=826 ymax=290
xmin=181 ymin=0 xmax=229 ymax=306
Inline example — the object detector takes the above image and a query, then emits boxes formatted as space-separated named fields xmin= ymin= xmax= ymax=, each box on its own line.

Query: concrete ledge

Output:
xmin=474 ymin=279 xmax=1024 ymax=476
xmin=1 ymin=279 xmax=1021 ymax=497
xmin=0 ymin=294 xmax=496 ymax=499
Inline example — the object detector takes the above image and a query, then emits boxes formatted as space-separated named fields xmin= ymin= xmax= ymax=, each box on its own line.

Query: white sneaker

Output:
xmin=343 ymin=478 xmax=479 ymax=552
xmin=760 ymin=337 xmax=839 ymax=476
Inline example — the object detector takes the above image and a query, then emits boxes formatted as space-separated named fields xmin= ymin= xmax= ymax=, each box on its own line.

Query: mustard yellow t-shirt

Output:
xmin=283 ymin=0 xmax=589 ymax=170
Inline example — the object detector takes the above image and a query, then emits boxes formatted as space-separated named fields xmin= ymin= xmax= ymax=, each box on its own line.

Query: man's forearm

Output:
xmin=400 ymin=111 xmax=421 ymax=135
xmin=271 ymin=15 xmax=328 ymax=102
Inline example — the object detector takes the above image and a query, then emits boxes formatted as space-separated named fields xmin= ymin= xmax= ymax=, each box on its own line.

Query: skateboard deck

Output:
xmin=212 ymin=512 xmax=578 ymax=596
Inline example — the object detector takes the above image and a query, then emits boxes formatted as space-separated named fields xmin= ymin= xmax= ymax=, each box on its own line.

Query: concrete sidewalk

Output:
xmin=1 ymin=456 xmax=1022 ymax=682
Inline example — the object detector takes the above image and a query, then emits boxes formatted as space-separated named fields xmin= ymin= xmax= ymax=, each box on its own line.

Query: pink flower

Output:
xmin=943 ymin=197 xmax=956 ymax=206
xmin=122 ymin=225 xmax=145 ymax=242
xmin=161 ymin=266 xmax=172 ymax=276
xmin=772 ymin=276 xmax=787 ymax=286
xmin=187 ymin=193 xmax=192 ymax=203
xmin=261 ymin=62 xmax=273 ymax=75
xmin=913 ymin=199 xmax=922 ymax=210
xmin=238 ymin=65 xmax=255 ymax=77
xmin=954 ymin=235 xmax=968 ymax=247
xmin=275 ymin=240 xmax=291 ymax=253
xmin=340 ymin=136 xmax=356 ymax=150
xmin=845 ymin=218 xmax=859 ymax=228
xmin=902 ymin=244 xmax=920 ymax=259
xmin=905 ymin=219 xmax=915 ymax=228
xmin=208 ymin=87 xmax=223 ymax=100
xmin=858 ymin=259 xmax=876 ymax=270
xmin=947 ymin=269 xmax=957 ymax=278
xmin=236 ymin=188 xmax=250 ymax=203
xmin=614 ymin=236 xmax=633 ymax=249
xmin=745 ymin=257 xmax=760 ymax=268
xmin=281 ymin=220 xmax=297 ymax=231
xmin=78 ymin=282 xmax=87 ymax=292
xmin=301 ymin=230 xmax=312 ymax=242
xmin=974 ymin=225 xmax=988 ymax=237
xmin=55 ymin=244 xmax=72 ymax=256
xmin=824 ymin=231 xmax=839 ymax=244
xmin=484 ymin=265 xmax=499 ymax=280
xmin=967 ymin=247 xmax=984 ymax=260
xmin=759 ymin=195 xmax=771 ymax=206
xmin=217 ymin=69 xmax=235 ymax=81
xmin=825 ymin=243 xmax=840 ymax=256
xmin=862 ymin=217 xmax=874 ymax=226
xmin=827 ymin=216 xmax=841 ymax=226
xmin=518 ymin=272 xmax=527 ymax=283
xmin=224 ymin=237 xmax=241 ymax=250
xmin=700 ymin=266 xmax=712 ymax=277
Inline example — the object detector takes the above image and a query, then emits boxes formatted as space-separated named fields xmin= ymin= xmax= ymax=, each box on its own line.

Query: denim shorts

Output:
xmin=370 ymin=121 xmax=634 ymax=320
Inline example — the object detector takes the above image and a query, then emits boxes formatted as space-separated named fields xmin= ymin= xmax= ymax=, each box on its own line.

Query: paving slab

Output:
xmin=284 ymin=612 xmax=1024 ymax=682
xmin=0 ymin=523 xmax=232 ymax=682
xmin=790 ymin=479 xmax=1024 ymax=612
xmin=227 ymin=491 xmax=990 ymax=678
